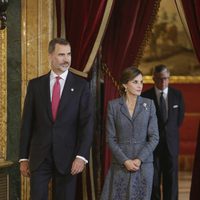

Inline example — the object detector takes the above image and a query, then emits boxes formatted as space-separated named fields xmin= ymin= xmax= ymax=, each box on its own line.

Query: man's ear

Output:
xmin=48 ymin=54 xmax=52 ymax=62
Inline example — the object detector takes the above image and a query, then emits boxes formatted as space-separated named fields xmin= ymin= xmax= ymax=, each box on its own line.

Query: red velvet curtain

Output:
xmin=55 ymin=1 xmax=113 ymax=199
xmin=190 ymin=122 xmax=200 ymax=200
xmin=101 ymin=0 xmax=160 ymax=176
xmin=181 ymin=0 xmax=200 ymax=63
xmin=55 ymin=0 xmax=109 ymax=71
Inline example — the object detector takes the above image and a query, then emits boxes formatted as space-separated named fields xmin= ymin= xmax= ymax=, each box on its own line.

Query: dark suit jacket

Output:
xmin=142 ymin=87 xmax=184 ymax=156
xmin=19 ymin=71 xmax=93 ymax=174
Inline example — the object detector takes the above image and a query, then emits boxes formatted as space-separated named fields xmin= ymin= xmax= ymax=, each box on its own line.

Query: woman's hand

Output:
xmin=124 ymin=158 xmax=141 ymax=171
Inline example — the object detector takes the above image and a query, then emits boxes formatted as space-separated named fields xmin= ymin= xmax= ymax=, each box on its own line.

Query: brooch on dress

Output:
xmin=143 ymin=103 xmax=148 ymax=110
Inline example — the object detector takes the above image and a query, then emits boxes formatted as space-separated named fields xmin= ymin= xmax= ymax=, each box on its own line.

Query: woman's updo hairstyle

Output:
xmin=119 ymin=66 xmax=143 ymax=96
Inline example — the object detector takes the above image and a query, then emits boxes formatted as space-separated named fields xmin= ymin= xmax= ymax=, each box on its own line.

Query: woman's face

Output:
xmin=123 ymin=74 xmax=143 ymax=96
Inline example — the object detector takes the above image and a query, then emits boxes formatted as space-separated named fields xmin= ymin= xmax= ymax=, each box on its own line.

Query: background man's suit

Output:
xmin=19 ymin=71 xmax=93 ymax=198
xmin=142 ymin=86 xmax=184 ymax=200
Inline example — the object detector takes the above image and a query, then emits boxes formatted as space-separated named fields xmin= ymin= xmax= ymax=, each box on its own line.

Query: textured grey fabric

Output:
xmin=101 ymin=96 xmax=159 ymax=200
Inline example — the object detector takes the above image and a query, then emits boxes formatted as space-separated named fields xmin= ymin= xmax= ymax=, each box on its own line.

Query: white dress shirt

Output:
xmin=50 ymin=70 xmax=68 ymax=100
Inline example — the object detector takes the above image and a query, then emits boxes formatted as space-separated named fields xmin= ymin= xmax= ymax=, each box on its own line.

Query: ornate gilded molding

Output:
xmin=21 ymin=0 xmax=53 ymax=103
xmin=144 ymin=75 xmax=200 ymax=83
xmin=0 ymin=29 xmax=7 ymax=161
xmin=21 ymin=0 xmax=53 ymax=199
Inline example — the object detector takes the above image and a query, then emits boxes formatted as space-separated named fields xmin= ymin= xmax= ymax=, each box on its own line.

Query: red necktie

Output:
xmin=52 ymin=76 xmax=61 ymax=121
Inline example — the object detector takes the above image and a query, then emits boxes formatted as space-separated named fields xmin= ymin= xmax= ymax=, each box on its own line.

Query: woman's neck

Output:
xmin=126 ymin=94 xmax=137 ymax=105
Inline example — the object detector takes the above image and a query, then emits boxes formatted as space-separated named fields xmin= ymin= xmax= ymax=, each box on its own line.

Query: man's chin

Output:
xmin=59 ymin=66 xmax=69 ymax=71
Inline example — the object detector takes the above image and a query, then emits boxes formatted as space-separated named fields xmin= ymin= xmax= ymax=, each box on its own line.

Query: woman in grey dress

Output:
xmin=100 ymin=67 xmax=159 ymax=200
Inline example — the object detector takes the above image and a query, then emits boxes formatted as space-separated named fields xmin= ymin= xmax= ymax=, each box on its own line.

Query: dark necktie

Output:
xmin=52 ymin=76 xmax=61 ymax=121
xmin=160 ymin=91 xmax=167 ymax=122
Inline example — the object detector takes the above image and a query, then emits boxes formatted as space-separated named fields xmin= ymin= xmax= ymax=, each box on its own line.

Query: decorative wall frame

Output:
xmin=140 ymin=0 xmax=200 ymax=83
xmin=0 ymin=29 xmax=7 ymax=161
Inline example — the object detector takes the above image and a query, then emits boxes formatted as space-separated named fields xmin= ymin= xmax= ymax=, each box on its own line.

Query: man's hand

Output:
xmin=71 ymin=158 xmax=86 ymax=175
xmin=20 ymin=161 xmax=30 ymax=177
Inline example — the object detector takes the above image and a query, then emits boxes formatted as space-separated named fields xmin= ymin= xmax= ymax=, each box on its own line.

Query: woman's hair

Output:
xmin=119 ymin=66 xmax=143 ymax=96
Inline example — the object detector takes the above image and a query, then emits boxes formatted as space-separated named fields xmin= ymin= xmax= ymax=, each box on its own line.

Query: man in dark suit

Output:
xmin=19 ymin=38 xmax=93 ymax=200
xmin=142 ymin=64 xmax=185 ymax=200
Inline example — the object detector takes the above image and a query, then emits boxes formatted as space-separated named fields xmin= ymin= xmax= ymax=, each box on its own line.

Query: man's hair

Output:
xmin=153 ymin=64 xmax=170 ymax=75
xmin=48 ymin=38 xmax=70 ymax=53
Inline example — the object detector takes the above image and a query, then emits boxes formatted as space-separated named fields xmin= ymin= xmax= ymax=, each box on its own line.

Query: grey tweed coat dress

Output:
xmin=100 ymin=96 xmax=159 ymax=200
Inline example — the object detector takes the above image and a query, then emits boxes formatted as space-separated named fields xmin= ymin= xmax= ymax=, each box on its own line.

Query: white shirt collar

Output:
xmin=155 ymin=86 xmax=168 ymax=95
xmin=50 ymin=69 xmax=69 ymax=81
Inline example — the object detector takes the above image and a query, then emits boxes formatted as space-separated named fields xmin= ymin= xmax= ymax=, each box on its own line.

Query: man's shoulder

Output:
xmin=69 ymin=71 xmax=88 ymax=84
xmin=28 ymin=73 xmax=49 ymax=84
xmin=168 ymin=87 xmax=182 ymax=96
xmin=141 ymin=87 xmax=154 ymax=97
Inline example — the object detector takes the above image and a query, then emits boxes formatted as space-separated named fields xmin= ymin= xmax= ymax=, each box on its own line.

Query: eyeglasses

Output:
xmin=155 ymin=77 xmax=169 ymax=82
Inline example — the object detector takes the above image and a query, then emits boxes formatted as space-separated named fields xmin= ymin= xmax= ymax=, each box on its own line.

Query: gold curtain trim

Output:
xmin=134 ymin=0 xmax=161 ymax=66
xmin=174 ymin=0 xmax=200 ymax=62
xmin=101 ymin=63 xmax=120 ymax=90
xmin=81 ymin=149 xmax=99 ymax=200
xmin=102 ymin=1 xmax=161 ymax=90
xmin=69 ymin=67 xmax=88 ymax=78
xmin=83 ymin=0 xmax=114 ymax=73
xmin=82 ymin=169 xmax=88 ymax=200
xmin=89 ymin=148 xmax=96 ymax=200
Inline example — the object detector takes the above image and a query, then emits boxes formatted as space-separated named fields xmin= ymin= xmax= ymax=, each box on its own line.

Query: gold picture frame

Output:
xmin=144 ymin=75 xmax=200 ymax=84
xmin=140 ymin=0 xmax=200 ymax=83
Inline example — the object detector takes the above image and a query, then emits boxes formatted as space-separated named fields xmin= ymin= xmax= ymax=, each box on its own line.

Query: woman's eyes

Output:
xmin=132 ymin=80 xmax=143 ymax=84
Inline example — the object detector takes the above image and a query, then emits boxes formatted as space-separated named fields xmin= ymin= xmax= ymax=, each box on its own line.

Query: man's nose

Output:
xmin=64 ymin=56 xmax=68 ymax=62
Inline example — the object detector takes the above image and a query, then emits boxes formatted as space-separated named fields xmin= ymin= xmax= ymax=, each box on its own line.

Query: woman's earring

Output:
xmin=125 ymin=87 xmax=127 ymax=92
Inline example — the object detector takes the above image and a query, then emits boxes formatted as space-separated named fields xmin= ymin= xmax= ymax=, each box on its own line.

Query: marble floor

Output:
xmin=160 ymin=171 xmax=192 ymax=200
xmin=179 ymin=171 xmax=192 ymax=200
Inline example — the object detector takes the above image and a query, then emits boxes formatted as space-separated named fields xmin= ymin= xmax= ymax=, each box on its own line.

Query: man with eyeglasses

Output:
xmin=142 ymin=64 xmax=185 ymax=200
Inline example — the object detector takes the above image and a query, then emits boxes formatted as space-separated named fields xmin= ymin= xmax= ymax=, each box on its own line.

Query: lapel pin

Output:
xmin=71 ymin=88 xmax=74 ymax=92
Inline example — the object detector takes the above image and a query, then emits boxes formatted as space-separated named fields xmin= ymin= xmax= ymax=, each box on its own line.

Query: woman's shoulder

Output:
xmin=140 ymin=96 xmax=153 ymax=103
xmin=139 ymin=96 xmax=154 ymax=108
xmin=108 ymin=97 xmax=123 ymax=105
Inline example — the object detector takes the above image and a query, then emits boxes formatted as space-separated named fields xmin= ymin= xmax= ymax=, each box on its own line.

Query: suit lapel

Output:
xmin=57 ymin=71 xmax=74 ymax=116
xmin=152 ymin=88 xmax=159 ymax=110
xmin=40 ymin=72 xmax=53 ymax=121
xmin=132 ymin=96 xmax=143 ymax=121
xmin=119 ymin=97 xmax=132 ymax=122
xmin=150 ymin=88 xmax=161 ymax=119
xmin=167 ymin=88 xmax=173 ymax=118
xmin=119 ymin=96 xmax=143 ymax=122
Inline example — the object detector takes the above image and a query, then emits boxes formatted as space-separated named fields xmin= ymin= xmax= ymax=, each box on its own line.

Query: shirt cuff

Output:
xmin=76 ymin=155 xmax=88 ymax=164
xmin=19 ymin=159 xmax=29 ymax=163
